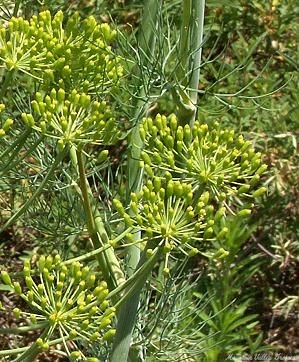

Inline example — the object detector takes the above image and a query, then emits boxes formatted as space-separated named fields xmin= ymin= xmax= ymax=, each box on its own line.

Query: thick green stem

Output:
xmin=111 ymin=1 xmax=161 ymax=360
xmin=189 ymin=0 xmax=205 ymax=126
xmin=178 ymin=0 xmax=192 ymax=83
xmin=110 ymin=246 xmax=162 ymax=362
xmin=174 ymin=0 xmax=205 ymax=125
xmin=75 ymin=148 xmax=125 ymax=290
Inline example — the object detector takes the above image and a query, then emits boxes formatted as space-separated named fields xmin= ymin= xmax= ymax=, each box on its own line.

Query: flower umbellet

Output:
xmin=0 ymin=254 xmax=116 ymax=361
xmin=0 ymin=10 xmax=123 ymax=91
xmin=139 ymin=114 xmax=267 ymax=211
xmin=21 ymin=88 xmax=121 ymax=147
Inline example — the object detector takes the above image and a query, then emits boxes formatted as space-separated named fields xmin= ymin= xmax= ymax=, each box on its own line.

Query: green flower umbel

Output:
xmin=113 ymin=176 xmax=219 ymax=257
xmin=139 ymin=114 xmax=267 ymax=211
xmin=1 ymin=255 xmax=116 ymax=361
xmin=21 ymin=88 xmax=120 ymax=147
xmin=0 ymin=10 xmax=123 ymax=90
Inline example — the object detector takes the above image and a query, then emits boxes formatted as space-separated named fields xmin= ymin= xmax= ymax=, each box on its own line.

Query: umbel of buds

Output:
xmin=0 ymin=10 xmax=123 ymax=90
xmin=21 ymin=88 xmax=121 ymax=147
xmin=113 ymin=176 xmax=212 ymax=257
xmin=0 ymin=254 xmax=116 ymax=360
xmin=113 ymin=114 xmax=267 ymax=269
xmin=139 ymin=114 xmax=267 ymax=209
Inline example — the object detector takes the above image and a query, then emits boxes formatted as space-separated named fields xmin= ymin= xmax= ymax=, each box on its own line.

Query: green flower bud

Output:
xmin=26 ymin=290 xmax=34 ymax=304
xmin=2 ymin=118 xmax=14 ymax=131
xmin=36 ymin=338 xmax=44 ymax=349
xmin=30 ymin=314 xmax=37 ymax=324
xmin=112 ymin=198 xmax=125 ymax=216
xmin=1 ymin=271 xmax=12 ymax=285
xmin=124 ymin=213 xmax=133 ymax=227
xmin=176 ymin=126 xmax=184 ymax=141
xmin=213 ymin=248 xmax=229 ymax=259
xmin=166 ymin=181 xmax=174 ymax=197
xmin=165 ymin=135 xmax=174 ymax=149
xmin=163 ymin=267 xmax=170 ymax=276
xmin=99 ymin=317 xmax=112 ymax=329
xmin=237 ymin=184 xmax=250 ymax=195
xmin=144 ymin=164 xmax=154 ymax=177
xmin=237 ymin=209 xmax=252 ymax=217
xmin=86 ymin=274 xmax=96 ymax=288
xmin=98 ymin=150 xmax=109 ymax=163
xmin=141 ymin=151 xmax=151 ymax=165
xmin=57 ymin=88 xmax=65 ymax=103
xmin=102 ymin=328 xmax=117 ymax=341
xmin=38 ymin=283 xmax=45 ymax=294
xmin=217 ymin=227 xmax=229 ymax=240
xmin=13 ymin=308 xmax=21 ymax=318
xmin=188 ymin=247 xmax=199 ymax=256
xmin=204 ymin=227 xmax=214 ymax=239
xmin=250 ymin=174 xmax=260 ymax=186
xmin=25 ymin=276 xmax=34 ymax=289
xmin=70 ymin=351 xmax=81 ymax=361
xmin=256 ymin=164 xmax=268 ymax=175
xmin=21 ymin=113 xmax=35 ymax=127
xmin=13 ymin=282 xmax=22 ymax=295
xmin=184 ymin=124 xmax=191 ymax=143
xmin=41 ymin=342 xmax=49 ymax=351
xmin=69 ymin=329 xmax=78 ymax=339
xmin=252 ymin=186 xmax=267 ymax=198
xmin=81 ymin=319 xmax=89 ymax=330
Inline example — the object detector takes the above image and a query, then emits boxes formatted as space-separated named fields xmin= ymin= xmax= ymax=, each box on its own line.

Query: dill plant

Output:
xmin=0 ymin=2 xmax=269 ymax=361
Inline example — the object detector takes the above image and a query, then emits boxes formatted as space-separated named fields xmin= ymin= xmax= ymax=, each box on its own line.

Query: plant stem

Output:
xmin=111 ymin=1 xmax=161 ymax=360
xmin=189 ymin=0 xmax=205 ymax=126
xmin=178 ymin=0 xmax=192 ymax=83
xmin=174 ymin=0 xmax=205 ymax=126
xmin=110 ymin=246 xmax=162 ymax=362
xmin=75 ymin=147 xmax=125 ymax=290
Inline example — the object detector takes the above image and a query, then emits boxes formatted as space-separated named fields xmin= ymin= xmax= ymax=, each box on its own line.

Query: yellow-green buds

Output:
xmin=21 ymin=89 xmax=120 ymax=146
xmin=1 ymin=254 xmax=116 ymax=358
xmin=139 ymin=114 xmax=268 ymax=214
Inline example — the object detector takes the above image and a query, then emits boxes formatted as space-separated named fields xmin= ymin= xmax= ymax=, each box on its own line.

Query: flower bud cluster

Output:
xmin=139 ymin=114 xmax=267 ymax=208
xmin=113 ymin=176 xmax=221 ymax=257
xmin=110 ymin=114 xmax=268 ymax=265
xmin=21 ymin=88 xmax=120 ymax=146
xmin=0 ymin=10 xmax=123 ymax=90
xmin=0 ymin=254 xmax=116 ymax=358
xmin=0 ymin=103 xmax=13 ymax=137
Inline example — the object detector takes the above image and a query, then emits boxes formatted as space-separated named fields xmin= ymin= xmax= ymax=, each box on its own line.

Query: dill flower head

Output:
xmin=139 ymin=114 xmax=267 ymax=210
xmin=111 ymin=114 xmax=268 ymax=268
xmin=21 ymin=88 xmax=121 ymax=147
xmin=1 ymin=254 xmax=116 ymax=360
xmin=113 ymin=176 xmax=219 ymax=258
xmin=0 ymin=10 xmax=123 ymax=91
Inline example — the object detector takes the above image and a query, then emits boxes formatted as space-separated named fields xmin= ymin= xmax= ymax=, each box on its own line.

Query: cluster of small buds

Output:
xmin=21 ymin=88 xmax=121 ymax=147
xmin=113 ymin=176 xmax=226 ymax=259
xmin=0 ymin=103 xmax=13 ymax=137
xmin=1 ymin=254 xmax=116 ymax=360
xmin=139 ymin=114 xmax=267 ymax=210
xmin=0 ymin=10 xmax=123 ymax=90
